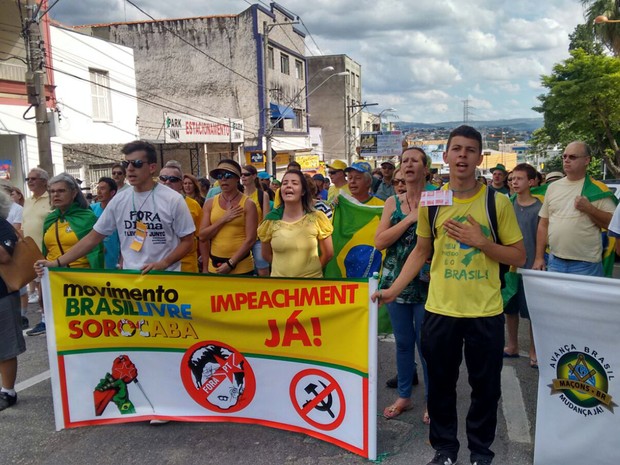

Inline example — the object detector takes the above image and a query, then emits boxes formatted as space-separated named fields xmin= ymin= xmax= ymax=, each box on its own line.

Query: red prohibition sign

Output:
xmin=289 ymin=368 xmax=346 ymax=431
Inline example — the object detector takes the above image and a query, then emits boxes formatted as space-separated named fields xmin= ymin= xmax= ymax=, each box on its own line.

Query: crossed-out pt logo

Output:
xmin=180 ymin=341 xmax=256 ymax=413
xmin=549 ymin=344 xmax=616 ymax=416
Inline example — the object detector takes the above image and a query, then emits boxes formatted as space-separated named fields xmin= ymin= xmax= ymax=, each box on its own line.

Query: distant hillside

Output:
xmin=398 ymin=118 xmax=544 ymax=132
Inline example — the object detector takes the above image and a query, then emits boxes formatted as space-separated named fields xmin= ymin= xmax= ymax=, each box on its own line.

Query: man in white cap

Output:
xmin=375 ymin=160 xmax=396 ymax=200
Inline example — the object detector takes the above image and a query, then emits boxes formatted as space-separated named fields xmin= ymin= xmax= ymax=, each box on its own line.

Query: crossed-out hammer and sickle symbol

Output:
xmin=303 ymin=380 xmax=335 ymax=418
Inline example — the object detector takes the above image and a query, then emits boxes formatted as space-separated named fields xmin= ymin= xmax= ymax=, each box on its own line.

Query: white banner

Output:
xmin=521 ymin=270 xmax=619 ymax=465
xmin=164 ymin=112 xmax=244 ymax=143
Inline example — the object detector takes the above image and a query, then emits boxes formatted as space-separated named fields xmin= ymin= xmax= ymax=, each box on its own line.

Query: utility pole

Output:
xmin=24 ymin=0 xmax=53 ymax=175
xmin=262 ymin=20 xmax=298 ymax=176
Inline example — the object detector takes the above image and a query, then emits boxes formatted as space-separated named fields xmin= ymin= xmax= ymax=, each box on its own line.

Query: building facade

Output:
xmin=78 ymin=2 xmax=312 ymax=176
xmin=307 ymin=55 xmax=361 ymax=165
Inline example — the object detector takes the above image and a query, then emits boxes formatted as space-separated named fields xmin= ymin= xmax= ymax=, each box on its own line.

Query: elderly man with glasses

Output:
xmin=533 ymin=141 xmax=618 ymax=276
xmin=159 ymin=161 xmax=207 ymax=273
xmin=111 ymin=163 xmax=129 ymax=192
xmin=22 ymin=168 xmax=51 ymax=335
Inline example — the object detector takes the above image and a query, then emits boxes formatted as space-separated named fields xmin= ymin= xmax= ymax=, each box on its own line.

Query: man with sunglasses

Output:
xmin=326 ymin=159 xmax=350 ymax=204
xmin=111 ymin=163 xmax=129 ymax=192
xmin=35 ymin=141 xmax=195 ymax=274
xmin=159 ymin=161 xmax=207 ymax=273
xmin=22 ymin=167 xmax=51 ymax=335
xmin=533 ymin=141 xmax=617 ymax=276
xmin=375 ymin=160 xmax=396 ymax=200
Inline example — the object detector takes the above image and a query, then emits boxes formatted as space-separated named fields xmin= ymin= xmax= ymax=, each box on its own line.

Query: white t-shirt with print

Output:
xmin=94 ymin=184 xmax=195 ymax=271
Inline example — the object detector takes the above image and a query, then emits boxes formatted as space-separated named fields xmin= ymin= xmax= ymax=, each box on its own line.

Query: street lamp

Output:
xmin=377 ymin=108 xmax=397 ymax=131
xmin=594 ymin=15 xmax=620 ymax=23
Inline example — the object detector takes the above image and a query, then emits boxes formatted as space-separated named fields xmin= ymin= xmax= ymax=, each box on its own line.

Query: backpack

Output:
xmin=428 ymin=187 xmax=510 ymax=288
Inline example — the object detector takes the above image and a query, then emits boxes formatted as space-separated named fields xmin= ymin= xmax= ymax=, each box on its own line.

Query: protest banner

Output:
xmin=521 ymin=270 xmax=619 ymax=465
xmin=41 ymin=270 xmax=378 ymax=459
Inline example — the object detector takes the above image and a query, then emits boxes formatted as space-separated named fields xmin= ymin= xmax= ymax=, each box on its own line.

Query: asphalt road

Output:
xmin=1 ymin=298 xmax=543 ymax=465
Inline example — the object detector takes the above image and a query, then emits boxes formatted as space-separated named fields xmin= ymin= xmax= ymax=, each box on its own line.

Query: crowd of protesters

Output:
xmin=2 ymin=131 xmax=618 ymax=465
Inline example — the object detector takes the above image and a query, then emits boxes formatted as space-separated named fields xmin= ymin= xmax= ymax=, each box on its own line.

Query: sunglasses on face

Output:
xmin=392 ymin=179 xmax=406 ymax=185
xmin=214 ymin=172 xmax=237 ymax=180
xmin=121 ymin=159 xmax=148 ymax=169
xmin=159 ymin=175 xmax=182 ymax=183
xmin=112 ymin=171 xmax=124 ymax=176
xmin=562 ymin=154 xmax=586 ymax=161
xmin=327 ymin=170 xmax=340 ymax=176
xmin=241 ymin=172 xmax=253 ymax=177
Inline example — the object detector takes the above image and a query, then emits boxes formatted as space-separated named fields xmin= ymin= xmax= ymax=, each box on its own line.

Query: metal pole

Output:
xmin=263 ymin=22 xmax=273 ymax=176
xmin=25 ymin=0 xmax=53 ymax=175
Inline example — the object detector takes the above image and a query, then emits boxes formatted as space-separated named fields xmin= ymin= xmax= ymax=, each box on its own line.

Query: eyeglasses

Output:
xmin=112 ymin=171 xmax=124 ymax=176
xmin=159 ymin=175 xmax=182 ymax=183
xmin=214 ymin=172 xmax=236 ymax=180
xmin=392 ymin=179 xmax=406 ymax=186
xmin=25 ymin=177 xmax=42 ymax=181
xmin=49 ymin=188 xmax=68 ymax=195
xmin=240 ymin=172 xmax=253 ymax=177
xmin=327 ymin=171 xmax=340 ymax=176
xmin=562 ymin=154 xmax=587 ymax=161
xmin=121 ymin=159 xmax=148 ymax=169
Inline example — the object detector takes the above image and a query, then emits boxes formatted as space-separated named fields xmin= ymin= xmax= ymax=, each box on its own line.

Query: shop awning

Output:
xmin=270 ymin=103 xmax=295 ymax=119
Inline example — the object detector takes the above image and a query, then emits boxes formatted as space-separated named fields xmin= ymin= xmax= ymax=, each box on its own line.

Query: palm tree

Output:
xmin=582 ymin=0 xmax=620 ymax=55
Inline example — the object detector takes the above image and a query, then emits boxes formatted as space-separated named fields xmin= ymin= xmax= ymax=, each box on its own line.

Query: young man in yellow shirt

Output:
xmin=376 ymin=125 xmax=525 ymax=465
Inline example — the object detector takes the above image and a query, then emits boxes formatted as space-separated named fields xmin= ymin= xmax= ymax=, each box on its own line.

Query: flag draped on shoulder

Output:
xmin=324 ymin=194 xmax=384 ymax=279
xmin=582 ymin=176 xmax=619 ymax=277
xmin=525 ymin=176 xmax=618 ymax=278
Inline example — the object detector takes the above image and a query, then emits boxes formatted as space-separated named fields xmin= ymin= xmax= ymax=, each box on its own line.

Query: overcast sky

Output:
xmin=51 ymin=0 xmax=587 ymax=124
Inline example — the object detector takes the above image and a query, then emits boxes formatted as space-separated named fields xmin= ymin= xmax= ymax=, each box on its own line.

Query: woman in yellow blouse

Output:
xmin=258 ymin=170 xmax=333 ymax=278
xmin=199 ymin=160 xmax=257 ymax=275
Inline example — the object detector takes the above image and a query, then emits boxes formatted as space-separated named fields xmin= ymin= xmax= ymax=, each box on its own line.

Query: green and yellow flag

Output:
xmin=324 ymin=194 xmax=384 ymax=279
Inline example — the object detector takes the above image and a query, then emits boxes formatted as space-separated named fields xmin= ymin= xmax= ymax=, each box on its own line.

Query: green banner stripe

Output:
xmin=57 ymin=347 xmax=367 ymax=377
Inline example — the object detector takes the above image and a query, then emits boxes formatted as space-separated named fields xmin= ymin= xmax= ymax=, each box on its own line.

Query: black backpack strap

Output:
xmin=485 ymin=186 xmax=499 ymax=243
xmin=485 ymin=187 xmax=510 ymax=287
xmin=428 ymin=205 xmax=439 ymax=240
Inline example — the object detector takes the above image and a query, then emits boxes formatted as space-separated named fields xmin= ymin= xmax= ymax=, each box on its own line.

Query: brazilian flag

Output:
xmin=324 ymin=194 xmax=384 ymax=279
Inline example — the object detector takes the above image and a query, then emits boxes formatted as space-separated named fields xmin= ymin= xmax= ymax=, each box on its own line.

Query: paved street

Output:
xmin=1 ymin=298 xmax=543 ymax=465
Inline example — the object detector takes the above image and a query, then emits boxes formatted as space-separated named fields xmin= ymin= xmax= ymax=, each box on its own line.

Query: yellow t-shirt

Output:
xmin=181 ymin=196 xmax=203 ymax=273
xmin=248 ymin=189 xmax=265 ymax=222
xmin=257 ymin=211 xmax=333 ymax=278
xmin=208 ymin=194 xmax=254 ymax=274
xmin=361 ymin=196 xmax=384 ymax=206
xmin=417 ymin=185 xmax=522 ymax=318
xmin=327 ymin=184 xmax=351 ymax=204
xmin=43 ymin=219 xmax=90 ymax=268
xmin=23 ymin=192 xmax=51 ymax=251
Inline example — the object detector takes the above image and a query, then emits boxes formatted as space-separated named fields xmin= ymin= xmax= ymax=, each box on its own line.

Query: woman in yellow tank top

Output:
xmin=199 ymin=160 xmax=258 ymax=275
xmin=241 ymin=164 xmax=271 ymax=276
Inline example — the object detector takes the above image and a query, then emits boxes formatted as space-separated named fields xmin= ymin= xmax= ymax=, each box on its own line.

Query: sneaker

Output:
xmin=26 ymin=322 xmax=46 ymax=336
xmin=471 ymin=459 xmax=492 ymax=465
xmin=0 ymin=392 xmax=17 ymax=411
xmin=28 ymin=293 xmax=39 ymax=304
xmin=21 ymin=316 xmax=29 ymax=329
xmin=427 ymin=452 xmax=457 ymax=465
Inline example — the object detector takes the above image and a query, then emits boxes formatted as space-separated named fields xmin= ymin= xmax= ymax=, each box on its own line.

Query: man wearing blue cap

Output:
xmin=344 ymin=162 xmax=384 ymax=206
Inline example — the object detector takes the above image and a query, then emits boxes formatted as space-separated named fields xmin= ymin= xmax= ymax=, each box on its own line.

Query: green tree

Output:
xmin=569 ymin=23 xmax=605 ymax=55
xmin=534 ymin=49 xmax=620 ymax=177
xmin=581 ymin=0 xmax=620 ymax=55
